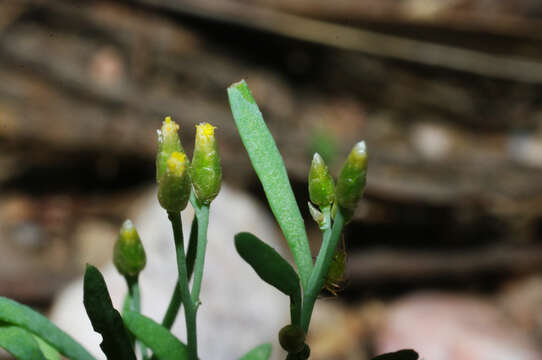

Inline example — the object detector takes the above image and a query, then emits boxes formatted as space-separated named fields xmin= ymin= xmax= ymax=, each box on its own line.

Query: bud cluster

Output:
xmin=308 ymin=141 xmax=368 ymax=224
xmin=156 ymin=117 xmax=222 ymax=212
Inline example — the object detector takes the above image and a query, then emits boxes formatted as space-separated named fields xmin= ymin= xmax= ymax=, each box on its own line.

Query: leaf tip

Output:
xmin=228 ymin=79 xmax=256 ymax=105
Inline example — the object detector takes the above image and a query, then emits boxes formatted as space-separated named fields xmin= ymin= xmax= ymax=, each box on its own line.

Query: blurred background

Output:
xmin=2 ymin=0 xmax=542 ymax=359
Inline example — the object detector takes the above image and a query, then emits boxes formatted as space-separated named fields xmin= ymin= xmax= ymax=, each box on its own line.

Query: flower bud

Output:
xmin=156 ymin=116 xmax=184 ymax=182
xmin=158 ymin=151 xmax=191 ymax=212
xmin=191 ymin=122 xmax=222 ymax=204
xmin=279 ymin=324 xmax=306 ymax=354
xmin=113 ymin=220 xmax=146 ymax=277
xmin=335 ymin=141 xmax=368 ymax=222
xmin=308 ymin=153 xmax=335 ymax=208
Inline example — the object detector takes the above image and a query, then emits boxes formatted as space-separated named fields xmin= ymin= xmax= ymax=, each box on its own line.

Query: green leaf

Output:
xmin=0 ymin=325 xmax=47 ymax=360
xmin=371 ymin=349 xmax=419 ymax=360
xmin=83 ymin=264 xmax=136 ymax=360
xmin=235 ymin=232 xmax=301 ymax=297
xmin=123 ymin=311 xmax=188 ymax=360
xmin=34 ymin=336 xmax=61 ymax=360
xmin=228 ymin=80 xmax=313 ymax=290
xmin=238 ymin=343 xmax=272 ymax=360
xmin=0 ymin=297 xmax=95 ymax=360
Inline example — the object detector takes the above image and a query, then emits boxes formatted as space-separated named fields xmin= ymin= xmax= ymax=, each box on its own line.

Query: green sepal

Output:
xmin=123 ymin=311 xmax=188 ymax=360
xmin=114 ymin=220 xmax=146 ymax=277
xmin=83 ymin=265 xmax=136 ymax=360
xmin=238 ymin=343 xmax=272 ymax=360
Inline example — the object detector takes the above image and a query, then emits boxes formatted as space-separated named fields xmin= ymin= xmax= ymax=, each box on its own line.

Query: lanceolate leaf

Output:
xmin=0 ymin=325 xmax=47 ymax=360
xmin=34 ymin=336 xmax=61 ymax=360
xmin=0 ymin=297 xmax=94 ymax=360
xmin=238 ymin=343 xmax=272 ymax=360
xmin=235 ymin=232 xmax=301 ymax=298
xmin=371 ymin=349 xmax=419 ymax=360
xmin=228 ymin=80 xmax=313 ymax=290
xmin=83 ymin=265 xmax=136 ymax=360
xmin=123 ymin=311 xmax=188 ymax=360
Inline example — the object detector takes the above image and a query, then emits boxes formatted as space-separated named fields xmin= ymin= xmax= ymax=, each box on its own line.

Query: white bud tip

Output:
xmin=353 ymin=141 xmax=366 ymax=155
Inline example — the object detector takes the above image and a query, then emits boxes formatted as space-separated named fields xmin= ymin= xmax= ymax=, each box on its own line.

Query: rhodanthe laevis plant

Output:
xmin=0 ymin=80 xmax=417 ymax=360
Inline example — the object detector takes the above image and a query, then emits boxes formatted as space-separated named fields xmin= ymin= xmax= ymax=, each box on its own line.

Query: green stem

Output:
xmin=300 ymin=208 xmax=345 ymax=332
xmin=126 ymin=277 xmax=141 ymax=314
xmin=190 ymin=202 xmax=209 ymax=306
xmin=123 ymin=276 xmax=148 ymax=359
xmin=290 ymin=292 xmax=302 ymax=327
xmin=161 ymin=215 xmax=198 ymax=329
xmin=168 ymin=211 xmax=198 ymax=360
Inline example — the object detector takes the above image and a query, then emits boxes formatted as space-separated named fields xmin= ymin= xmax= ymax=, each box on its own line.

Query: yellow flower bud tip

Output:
xmin=119 ymin=219 xmax=137 ymax=241
xmin=312 ymin=152 xmax=324 ymax=168
xmin=167 ymin=151 xmax=188 ymax=176
xmin=351 ymin=141 xmax=367 ymax=161
xmin=196 ymin=122 xmax=216 ymax=143
xmin=162 ymin=116 xmax=180 ymax=136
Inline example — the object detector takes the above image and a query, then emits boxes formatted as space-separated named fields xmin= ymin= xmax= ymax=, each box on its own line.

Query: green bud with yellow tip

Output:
xmin=335 ymin=141 xmax=368 ymax=222
xmin=156 ymin=116 xmax=184 ymax=182
xmin=308 ymin=153 xmax=335 ymax=208
xmin=158 ymin=151 xmax=191 ymax=212
xmin=113 ymin=220 xmax=146 ymax=277
xmin=191 ymin=122 xmax=222 ymax=204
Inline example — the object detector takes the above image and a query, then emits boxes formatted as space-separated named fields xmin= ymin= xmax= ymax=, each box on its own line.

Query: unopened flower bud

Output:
xmin=279 ymin=324 xmax=306 ymax=354
xmin=156 ymin=116 xmax=184 ymax=182
xmin=335 ymin=141 xmax=368 ymax=222
xmin=191 ymin=122 xmax=222 ymax=204
xmin=158 ymin=151 xmax=191 ymax=212
xmin=114 ymin=220 xmax=146 ymax=277
xmin=308 ymin=153 xmax=335 ymax=208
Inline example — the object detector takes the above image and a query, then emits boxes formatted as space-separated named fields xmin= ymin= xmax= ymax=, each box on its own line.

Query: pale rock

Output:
xmin=50 ymin=185 xmax=290 ymax=359
xmin=374 ymin=292 xmax=542 ymax=360
xmin=410 ymin=122 xmax=453 ymax=161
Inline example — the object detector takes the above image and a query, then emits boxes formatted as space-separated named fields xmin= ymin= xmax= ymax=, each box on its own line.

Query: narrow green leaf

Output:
xmin=123 ymin=311 xmax=188 ymax=360
xmin=0 ymin=325 xmax=47 ymax=360
xmin=83 ymin=265 xmax=136 ymax=360
xmin=235 ymin=232 xmax=301 ymax=297
xmin=34 ymin=336 xmax=61 ymax=360
xmin=371 ymin=349 xmax=419 ymax=360
xmin=238 ymin=343 xmax=272 ymax=360
xmin=228 ymin=80 xmax=313 ymax=290
xmin=0 ymin=297 xmax=94 ymax=360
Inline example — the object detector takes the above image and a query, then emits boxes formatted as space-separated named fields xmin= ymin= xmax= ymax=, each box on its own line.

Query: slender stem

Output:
xmin=126 ymin=276 xmax=141 ymax=313
xmin=190 ymin=203 xmax=209 ymax=306
xmin=301 ymin=208 xmax=345 ymax=332
xmin=161 ymin=215 xmax=198 ymax=329
xmin=161 ymin=284 xmax=182 ymax=330
xmin=168 ymin=211 xmax=198 ymax=360
xmin=123 ymin=276 xmax=148 ymax=359
xmin=290 ymin=291 xmax=302 ymax=327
